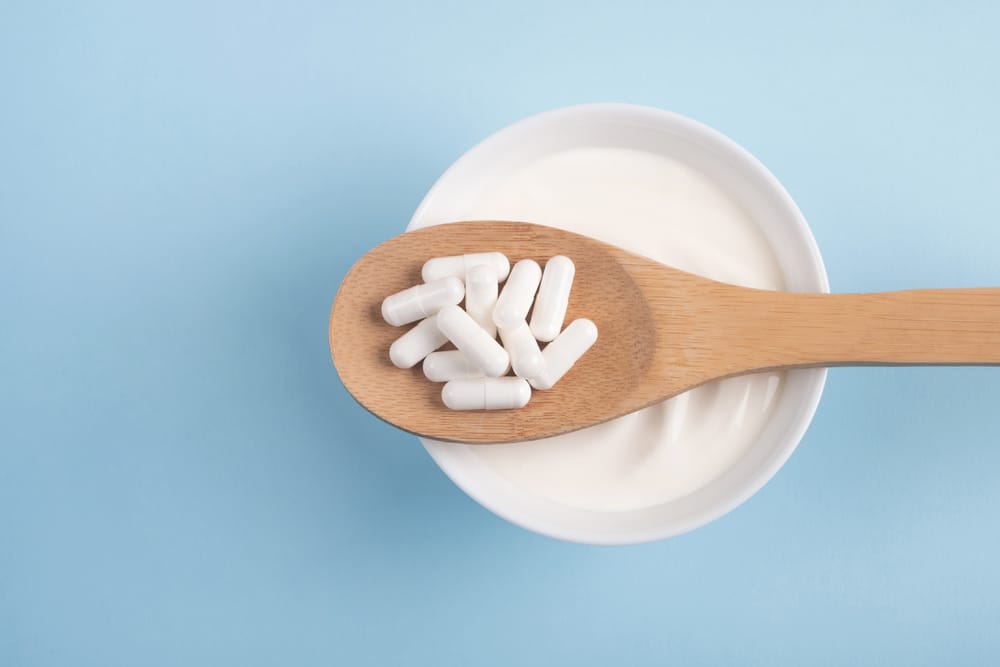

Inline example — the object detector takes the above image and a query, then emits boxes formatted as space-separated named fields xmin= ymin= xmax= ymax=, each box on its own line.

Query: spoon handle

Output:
xmin=719 ymin=288 xmax=1000 ymax=370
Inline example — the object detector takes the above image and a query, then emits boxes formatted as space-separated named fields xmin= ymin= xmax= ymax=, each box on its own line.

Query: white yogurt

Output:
xmin=438 ymin=147 xmax=788 ymax=512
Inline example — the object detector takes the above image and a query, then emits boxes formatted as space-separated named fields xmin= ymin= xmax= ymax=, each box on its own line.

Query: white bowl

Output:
xmin=408 ymin=104 xmax=829 ymax=544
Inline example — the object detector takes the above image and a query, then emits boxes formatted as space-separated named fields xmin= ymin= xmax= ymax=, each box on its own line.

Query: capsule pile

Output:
xmin=381 ymin=252 xmax=598 ymax=410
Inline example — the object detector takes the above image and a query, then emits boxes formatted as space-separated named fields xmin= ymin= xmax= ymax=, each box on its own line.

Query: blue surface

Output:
xmin=2 ymin=1 xmax=1000 ymax=664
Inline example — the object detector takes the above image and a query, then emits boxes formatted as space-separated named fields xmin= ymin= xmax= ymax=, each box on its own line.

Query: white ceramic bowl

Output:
xmin=408 ymin=104 xmax=828 ymax=544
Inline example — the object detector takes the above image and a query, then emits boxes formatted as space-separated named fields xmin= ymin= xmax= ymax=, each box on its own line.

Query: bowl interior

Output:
xmin=408 ymin=104 xmax=828 ymax=544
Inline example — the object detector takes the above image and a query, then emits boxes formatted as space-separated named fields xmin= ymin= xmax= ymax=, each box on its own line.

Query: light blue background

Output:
xmin=3 ymin=1 xmax=999 ymax=664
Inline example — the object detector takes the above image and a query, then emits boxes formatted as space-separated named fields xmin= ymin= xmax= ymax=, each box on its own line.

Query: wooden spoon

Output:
xmin=330 ymin=221 xmax=1000 ymax=444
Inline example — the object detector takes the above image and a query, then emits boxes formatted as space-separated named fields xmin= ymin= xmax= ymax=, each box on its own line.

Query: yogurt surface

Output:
xmin=431 ymin=147 xmax=788 ymax=512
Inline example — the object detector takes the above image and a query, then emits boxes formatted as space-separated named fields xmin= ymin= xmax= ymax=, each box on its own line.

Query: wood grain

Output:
xmin=329 ymin=221 xmax=1000 ymax=444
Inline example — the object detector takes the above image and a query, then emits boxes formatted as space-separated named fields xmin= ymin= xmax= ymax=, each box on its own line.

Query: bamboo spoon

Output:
xmin=330 ymin=221 xmax=1000 ymax=444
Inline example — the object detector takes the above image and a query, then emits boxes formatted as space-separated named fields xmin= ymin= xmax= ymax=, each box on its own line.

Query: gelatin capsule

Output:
xmin=442 ymin=377 xmax=532 ymax=411
xmin=388 ymin=314 xmax=448 ymax=369
xmin=422 ymin=350 xmax=486 ymax=382
xmin=529 ymin=318 xmax=598 ymax=390
xmin=493 ymin=259 xmax=541 ymax=330
xmin=436 ymin=304 xmax=510 ymax=377
xmin=381 ymin=277 xmax=464 ymax=327
xmin=421 ymin=252 xmax=510 ymax=283
xmin=498 ymin=321 xmax=544 ymax=379
xmin=530 ymin=255 xmax=575 ymax=342
xmin=465 ymin=264 xmax=499 ymax=337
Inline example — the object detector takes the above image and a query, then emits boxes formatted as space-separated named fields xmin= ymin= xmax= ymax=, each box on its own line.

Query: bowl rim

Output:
xmin=408 ymin=103 xmax=829 ymax=544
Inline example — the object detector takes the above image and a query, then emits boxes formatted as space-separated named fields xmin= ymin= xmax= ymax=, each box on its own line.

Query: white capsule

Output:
xmin=442 ymin=377 xmax=532 ymax=411
xmin=530 ymin=255 xmax=575 ymax=342
xmin=464 ymin=264 xmax=499 ymax=337
xmin=421 ymin=252 xmax=510 ymax=283
xmin=381 ymin=277 xmax=464 ymax=327
xmin=498 ymin=322 xmax=543 ymax=379
xmin=492 ymin=259 xmax=541 ymax=330
xmin=529 ymin=318 xmax=598 ymax=390
xmin=436 ymin=305 xmax=510 ymax=377
xmin=422 ymin=350 xmax=486 ymax=382
xmin=388 ymin=315 xmax=448 ymax=369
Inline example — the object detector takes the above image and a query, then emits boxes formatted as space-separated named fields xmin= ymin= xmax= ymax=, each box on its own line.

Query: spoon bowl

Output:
xmin=331 ymin=221 xmax=659 ymax=443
